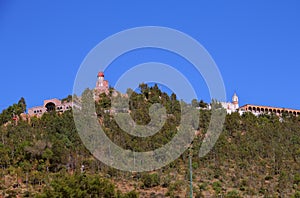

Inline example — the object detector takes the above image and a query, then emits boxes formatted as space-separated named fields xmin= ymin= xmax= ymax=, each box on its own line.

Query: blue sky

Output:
xmin=1 ymin=1 xmax=300 ymax=111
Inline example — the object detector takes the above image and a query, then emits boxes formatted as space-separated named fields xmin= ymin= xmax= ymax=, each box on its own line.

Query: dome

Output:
xmin=97 ymin=72 xmax=104 ymax=77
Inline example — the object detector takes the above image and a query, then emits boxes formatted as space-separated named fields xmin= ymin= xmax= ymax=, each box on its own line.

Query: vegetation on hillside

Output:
xmin=0 ymin=84 xmax=299 ymax=197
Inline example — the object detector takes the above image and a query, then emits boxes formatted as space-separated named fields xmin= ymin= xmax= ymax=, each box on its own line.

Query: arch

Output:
xmin=45 ymin=102 xmax=56 ymax=112
xmin=249 ymin=106 xmax=252 ymax=111
xmin=277 ymin=109 xmax=281 ymax=114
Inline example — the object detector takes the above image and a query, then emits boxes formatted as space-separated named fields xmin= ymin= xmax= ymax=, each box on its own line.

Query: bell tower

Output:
xmin=232 ymin=92 xmax=239 ymax=110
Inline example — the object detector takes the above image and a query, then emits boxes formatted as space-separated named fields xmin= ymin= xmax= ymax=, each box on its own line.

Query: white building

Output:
xmin=220 ymin=93 xmax=239 ymax=114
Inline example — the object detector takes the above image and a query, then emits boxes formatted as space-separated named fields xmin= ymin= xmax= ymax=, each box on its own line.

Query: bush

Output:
xmin=198 ymin=182 xmax=208 ymax=190
xmin=226 ymin=190 xmax=241 ymax=198
xmin=36 ymin=174 xmax=125 ymax=198
xmin=192 ymin=162 xmax=199 ymax=170
xmin=141 ymin=173 xmax=160 ymax=188
xmin=161 ymin=175 xmax=171 ymax=187
xmin=265 ymin=175 xmax=273 ymax=181
xmin=293 ymin=191 xmax=300 ymax=198
xmin=121 ymin=190 xmax=139 ymax=198
xmin=294 ymin=174 xmax=300 ymax=185
xmin=212 ymin=181 xmax=222 ymax=194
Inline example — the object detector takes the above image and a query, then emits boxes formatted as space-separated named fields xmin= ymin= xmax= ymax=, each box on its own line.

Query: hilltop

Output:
xmin=0 ymin=84 xmax=300 ymax=197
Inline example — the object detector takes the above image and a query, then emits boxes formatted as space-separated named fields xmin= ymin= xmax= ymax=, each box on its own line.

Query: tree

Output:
xmin=192 ymin=99 xmax=199 ymax=108
xmin=141 ymin=173 xmax=160 ymax=188
xmin=18 ymin=97 xmax=26 ymax=113
xmin=61 ymin=95 xmax=73 ymax=103
xmin=139 ymin=83 xmax=149 ymax=99
xmin=0 ymin=143 xmax=10 ymax=168
xmin=97 ymin=93 xmax=111 ymax=109
xmin=199 ymin=100 xmax=208 ymax=108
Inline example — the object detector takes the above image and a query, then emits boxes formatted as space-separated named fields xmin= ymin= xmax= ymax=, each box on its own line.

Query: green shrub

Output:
xmin=265 ymin=175 xmax=273 ymax=181
xmin=198 ymin=182 xmax=208 ymax=190
xmin=141 ymin=173 xmax=160 ymax=188
xmin=225 ymin=190 xmax=241 ymax=198
xmin=212 ymin=181 xmax=222 ymax=194
xmin=293 ymin=191 xmax=300 ymax=198
xmin=192 ymin=162 xmax=199 ymax=170
xmin=294 ymin=174 xmax=300 ymax=185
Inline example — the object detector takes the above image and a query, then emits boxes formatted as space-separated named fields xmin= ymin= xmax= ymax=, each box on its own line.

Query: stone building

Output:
xmin=28 ymin=71 xmax=109 ymax=117
xmin=28 ymin=98 xmax=72 ymax=117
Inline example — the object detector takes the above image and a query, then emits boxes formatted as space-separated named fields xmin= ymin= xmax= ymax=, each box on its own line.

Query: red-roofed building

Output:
xmin=94 ymin=71 xmax=109 ymax=99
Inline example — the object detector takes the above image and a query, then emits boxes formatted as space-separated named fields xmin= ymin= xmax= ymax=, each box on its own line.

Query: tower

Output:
xmin=96 ymin=72 xmax=105 ymax=87
xmin=232 ymin=92 xmax=239 ymax=110
xmin=94 ymin=71 xmax=109 ymax=98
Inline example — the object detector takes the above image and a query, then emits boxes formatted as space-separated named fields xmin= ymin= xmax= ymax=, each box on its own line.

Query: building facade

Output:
xmin=239 ymin=104 xmax=300 ymax=116
xmin=220 ymin=93 xmax=239 ymax=114
xmin=219 ymin=93 xmax=300 ymax=116
xmin=28 ymin=98 xmax=72 ymax=117
xmin=94 ymin=71 xmax=109 ymax=98
xmin=28 ymin=71 xmax=109 ymax=117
